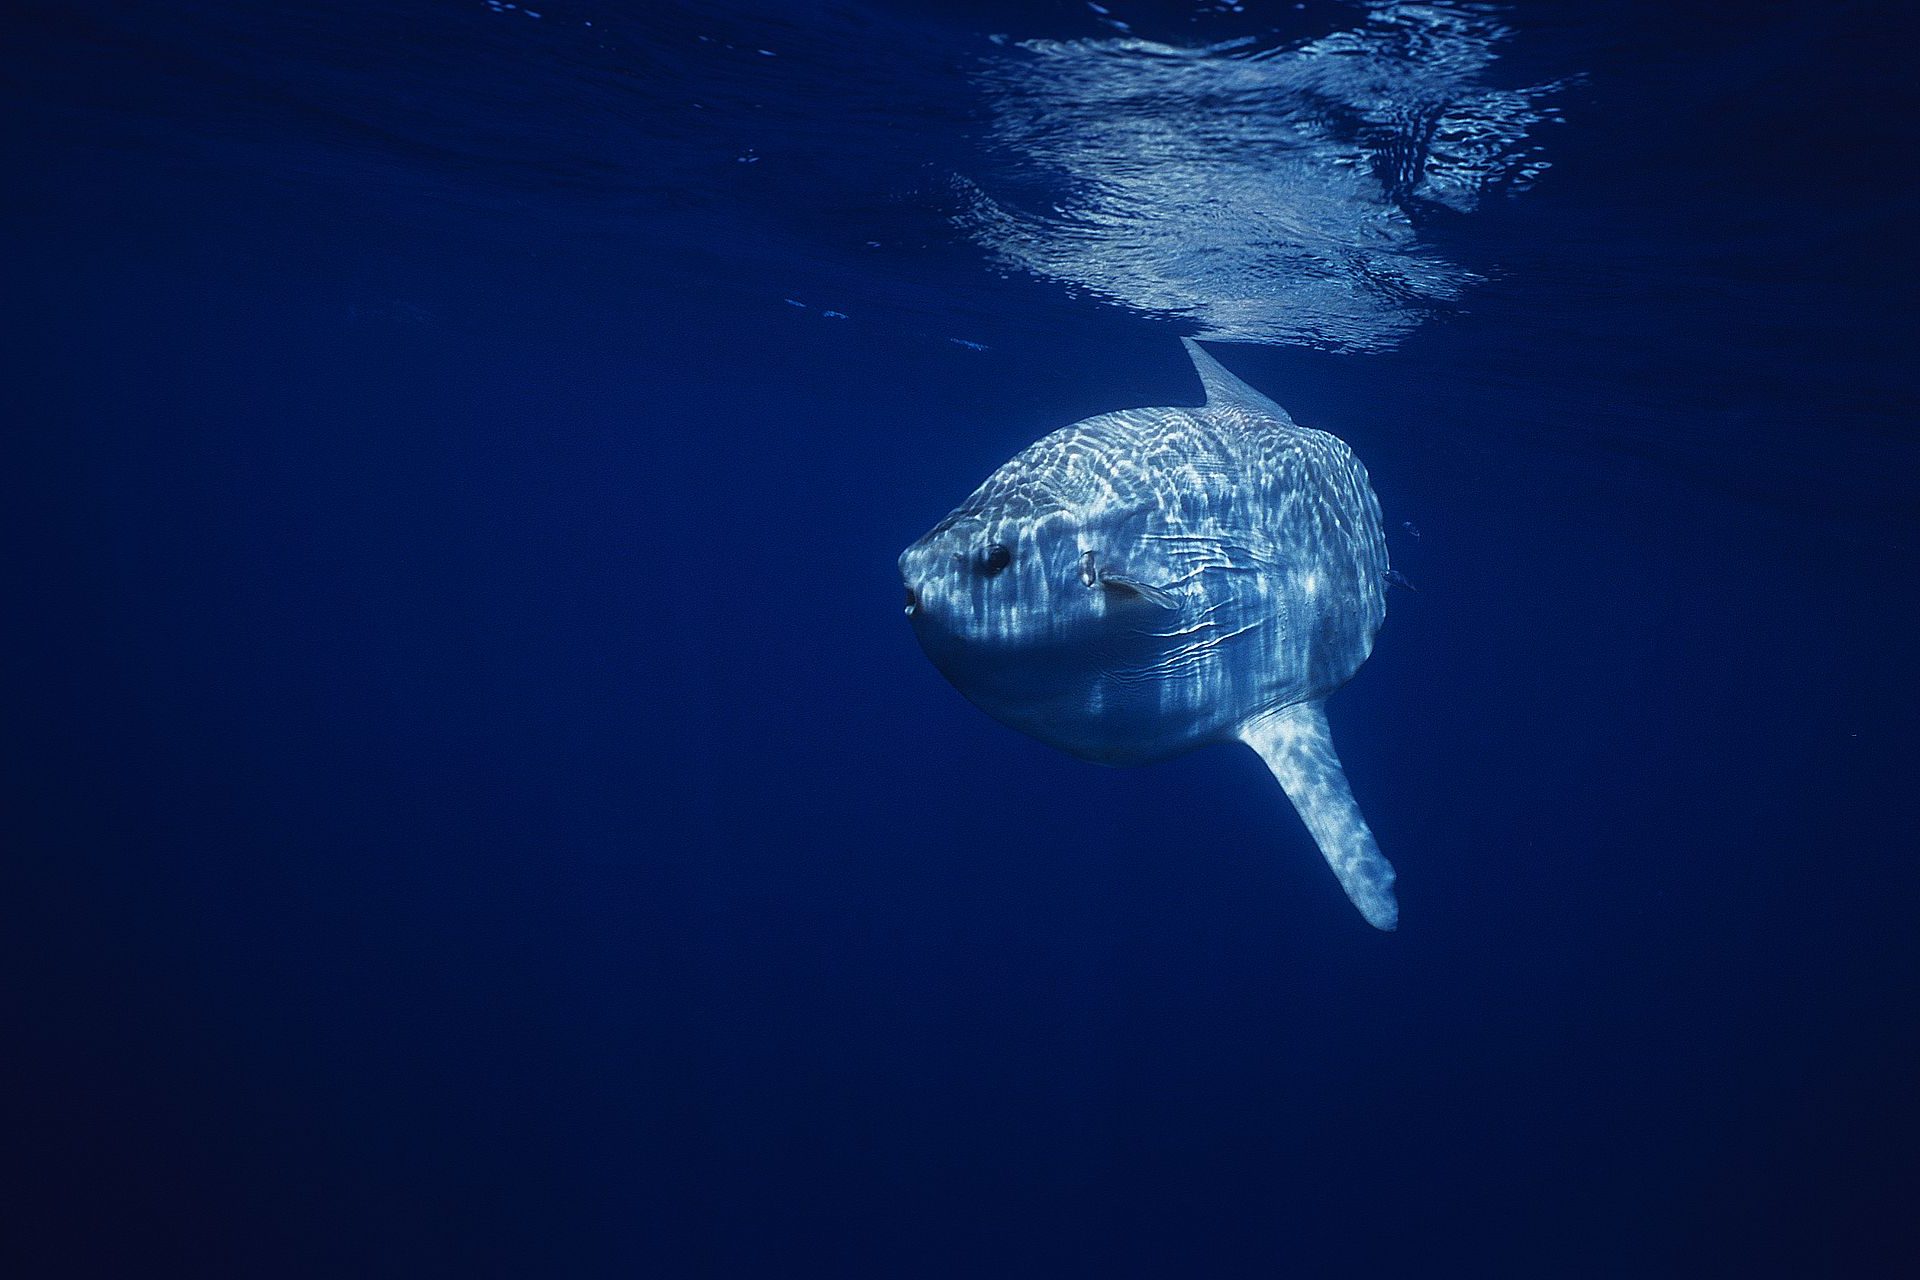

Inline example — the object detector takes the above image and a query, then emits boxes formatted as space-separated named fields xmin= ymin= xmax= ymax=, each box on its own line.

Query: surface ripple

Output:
xmin=961 ymin=1 xmax=1567 ymax=350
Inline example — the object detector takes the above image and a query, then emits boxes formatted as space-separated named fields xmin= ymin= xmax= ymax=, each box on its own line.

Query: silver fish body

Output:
xmin=900 ymin=340 xmax=1399 ymax=929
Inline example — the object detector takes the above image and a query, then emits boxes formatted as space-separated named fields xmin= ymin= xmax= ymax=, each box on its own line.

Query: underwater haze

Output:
xmin=4 ymin=1 xmax=1917 ymax=1274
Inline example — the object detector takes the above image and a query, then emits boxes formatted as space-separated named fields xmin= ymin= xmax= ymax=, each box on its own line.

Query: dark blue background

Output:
xmin=4 ymin=2 xmax=1916 ymax=1274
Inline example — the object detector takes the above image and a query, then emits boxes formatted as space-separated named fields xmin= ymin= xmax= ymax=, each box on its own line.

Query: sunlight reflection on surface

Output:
xmin=962 ymin=1 xmax=1566 ymax=350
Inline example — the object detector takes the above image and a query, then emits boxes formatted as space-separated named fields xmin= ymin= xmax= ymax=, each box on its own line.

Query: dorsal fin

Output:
xmin=1181 ymin=337 xmax=1295 ymax=425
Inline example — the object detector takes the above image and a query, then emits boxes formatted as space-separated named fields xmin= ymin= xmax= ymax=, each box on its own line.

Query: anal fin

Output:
xmin=1239 ymin=702 xmax=1399 ymax=931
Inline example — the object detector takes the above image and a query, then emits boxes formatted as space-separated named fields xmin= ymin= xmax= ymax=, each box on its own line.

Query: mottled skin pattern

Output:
xmin=900 ymin=340 xmax=1399 ymax=928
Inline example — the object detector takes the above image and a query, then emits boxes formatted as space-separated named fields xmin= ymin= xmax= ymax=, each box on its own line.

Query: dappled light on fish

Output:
xmin=900 ymin=341 xmax=1398 ymax=928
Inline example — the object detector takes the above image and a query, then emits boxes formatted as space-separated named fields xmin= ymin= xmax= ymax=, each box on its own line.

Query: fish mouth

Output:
xmin=902 ymin=586 xmax=919 ymax=617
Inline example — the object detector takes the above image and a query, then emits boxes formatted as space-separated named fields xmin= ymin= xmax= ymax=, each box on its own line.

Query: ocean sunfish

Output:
xmin=899 ymin=340 xmax=1399 ymax=929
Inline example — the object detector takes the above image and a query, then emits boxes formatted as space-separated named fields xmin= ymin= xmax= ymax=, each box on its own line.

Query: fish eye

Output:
xmin=980 ymin=543 xmax=1012 ymax=576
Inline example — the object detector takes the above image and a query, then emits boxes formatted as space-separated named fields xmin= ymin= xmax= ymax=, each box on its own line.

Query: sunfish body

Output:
xmin=899 ymin=340 xmax=1399 ymax=929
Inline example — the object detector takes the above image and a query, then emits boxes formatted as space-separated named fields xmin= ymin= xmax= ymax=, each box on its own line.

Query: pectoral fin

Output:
xmin=1239 ymin=702 xmax=1398 ymax=930
xmin=1098 ymin=573 xmax=1183 ymax=610
xmin=1079 ymin=549 xmax=1184 ymax=609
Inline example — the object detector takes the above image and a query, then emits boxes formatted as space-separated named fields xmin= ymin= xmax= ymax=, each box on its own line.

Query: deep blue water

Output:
xmin=5 ymin=1 xmax=1917 ymax=1274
